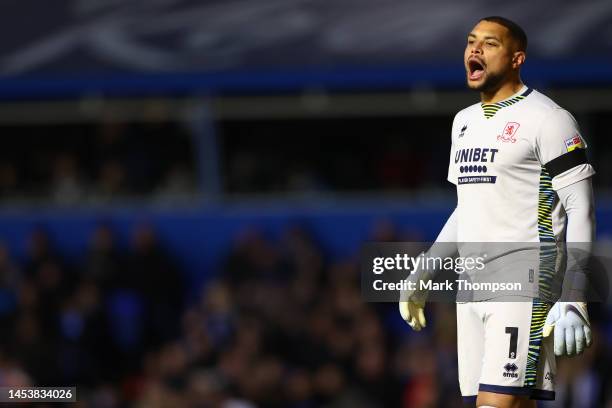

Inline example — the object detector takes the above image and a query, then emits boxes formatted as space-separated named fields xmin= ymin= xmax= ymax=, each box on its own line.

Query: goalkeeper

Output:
xmin=400 ymin=16 xmax=596 ymax=408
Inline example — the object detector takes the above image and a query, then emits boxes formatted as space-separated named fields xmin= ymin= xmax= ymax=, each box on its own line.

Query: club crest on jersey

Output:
xmin=497 ymin=122 xmax=520 ymax=143
xmin=564 ymin=134 xmax=584 ymax=152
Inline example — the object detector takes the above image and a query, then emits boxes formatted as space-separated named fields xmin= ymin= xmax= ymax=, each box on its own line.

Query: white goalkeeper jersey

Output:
xmin=447 ymin=85 xmax=595 ymax=244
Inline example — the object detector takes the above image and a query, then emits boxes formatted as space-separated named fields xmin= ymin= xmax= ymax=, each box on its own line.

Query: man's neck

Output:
xmin=480 ymin=80 xmax=524 ymax=104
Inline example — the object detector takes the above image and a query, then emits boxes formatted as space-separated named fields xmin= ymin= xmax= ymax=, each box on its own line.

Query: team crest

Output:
xmin=564 ymin=134 xmax=584 ymax=152
xmin=497 ymin=122 xmax=520 ymax=143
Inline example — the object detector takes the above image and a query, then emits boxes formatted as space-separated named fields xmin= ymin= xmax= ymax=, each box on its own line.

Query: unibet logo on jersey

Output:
xmin=454 ymin=147 xmax=499 ymax=184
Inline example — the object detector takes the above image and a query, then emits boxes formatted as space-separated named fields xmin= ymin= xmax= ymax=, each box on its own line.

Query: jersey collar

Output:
xmin=481 ymin=86 xmax=532 ymax=119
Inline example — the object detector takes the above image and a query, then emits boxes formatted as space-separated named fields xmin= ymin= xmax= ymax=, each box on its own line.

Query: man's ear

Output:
xmin=512 ymin=51 xmax=526 ymax=69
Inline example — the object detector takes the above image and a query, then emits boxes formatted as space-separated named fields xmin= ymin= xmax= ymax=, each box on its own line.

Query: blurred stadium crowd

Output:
xmin=1 ymin=111 xmax=611 ymax=203
xmin=0 ymin=221 xmax=611 ymax=407
xmin=0 ymin=121 xmax=196 ymax=203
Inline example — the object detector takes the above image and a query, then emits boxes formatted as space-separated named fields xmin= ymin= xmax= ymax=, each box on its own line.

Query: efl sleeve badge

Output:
xmin=564 ymin=134 xmax=584 ymax=152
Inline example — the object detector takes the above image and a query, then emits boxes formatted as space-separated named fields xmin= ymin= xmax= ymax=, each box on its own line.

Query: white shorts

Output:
xmin=457 ymin=301 xmax=556 ymax=403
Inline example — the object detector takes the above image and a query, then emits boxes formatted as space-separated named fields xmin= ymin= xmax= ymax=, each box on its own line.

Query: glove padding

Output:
xmin=399 ymin=299 xmax=426 ymax=331
xmin=543 ymin=302 xmax=592 ymax=356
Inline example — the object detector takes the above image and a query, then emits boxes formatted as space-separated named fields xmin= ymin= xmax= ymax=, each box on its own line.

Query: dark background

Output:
xmin=0 ymin=1 xmax=611 ymax=407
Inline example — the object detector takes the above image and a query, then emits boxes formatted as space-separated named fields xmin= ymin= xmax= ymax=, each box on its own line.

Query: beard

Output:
xmin=467 ymin=69 xmax=508 ymax=94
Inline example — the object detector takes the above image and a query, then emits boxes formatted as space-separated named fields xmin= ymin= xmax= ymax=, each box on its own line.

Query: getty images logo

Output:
xmin=503 ymin=363 xmax=519 ymax=378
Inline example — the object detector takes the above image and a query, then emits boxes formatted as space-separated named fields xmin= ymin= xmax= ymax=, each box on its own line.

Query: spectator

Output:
xmin=51 ymin=153 xmax=86 ymax=205
xmin=128 ymin=224 xmax=184 ymax=347
xmin=84 ymin=224 xmax=124 ymax=289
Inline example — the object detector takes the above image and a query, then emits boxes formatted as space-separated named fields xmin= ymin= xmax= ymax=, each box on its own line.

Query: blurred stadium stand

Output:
xmin=0 ymin=1 xmax=611 ymax=407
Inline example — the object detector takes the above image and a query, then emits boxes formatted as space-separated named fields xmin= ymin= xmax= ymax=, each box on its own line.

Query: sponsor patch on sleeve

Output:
xmin=564 ymin=134 xmax=584 ymax=152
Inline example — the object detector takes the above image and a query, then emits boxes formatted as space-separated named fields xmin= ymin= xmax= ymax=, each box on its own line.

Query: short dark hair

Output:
xmin=479 ymin=16 xmax=528 ymax=52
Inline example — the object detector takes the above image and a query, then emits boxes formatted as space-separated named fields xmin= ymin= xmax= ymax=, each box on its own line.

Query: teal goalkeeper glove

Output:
xmin=543 ymin=302 xmax=592 ymax=356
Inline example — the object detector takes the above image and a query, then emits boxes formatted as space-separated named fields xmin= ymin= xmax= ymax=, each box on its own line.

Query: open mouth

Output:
xmin=468 ymin=58 xmax=485 ymax=81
